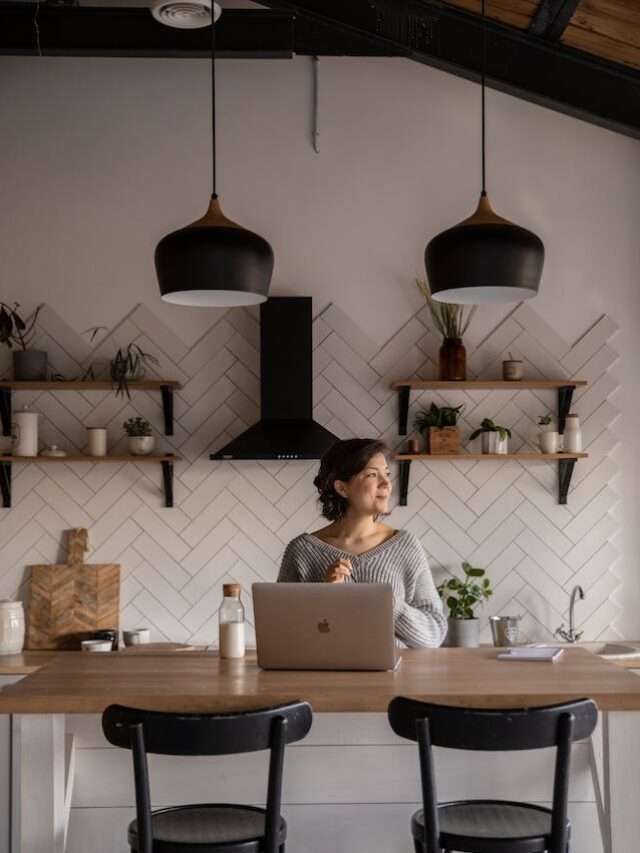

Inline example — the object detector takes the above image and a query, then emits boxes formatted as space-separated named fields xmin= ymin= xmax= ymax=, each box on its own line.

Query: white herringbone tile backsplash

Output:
xmin=0 ymin=302 xmax=621 ymax=645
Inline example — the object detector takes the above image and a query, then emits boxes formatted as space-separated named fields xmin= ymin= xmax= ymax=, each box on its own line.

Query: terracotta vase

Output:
xmin=439 ymin=337 xmax=466 ymax=381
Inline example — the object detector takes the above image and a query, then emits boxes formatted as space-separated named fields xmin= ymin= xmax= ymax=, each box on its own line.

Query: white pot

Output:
xmin=11 ymin=407 xmax=38 ymax=457
xmin=127 ymin=436 xmax=155 ymax=456
xmin=482 ymin=432 xmax=508 ymax=454
xmin=0 ymin=600 xmax=25 ymax=655
xmin=539 ymin=431 xmax=559 ymax=454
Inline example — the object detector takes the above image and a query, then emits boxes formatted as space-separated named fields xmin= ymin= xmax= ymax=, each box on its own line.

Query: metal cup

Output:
xmin=489 ymin=615 xmax=521 ymax=647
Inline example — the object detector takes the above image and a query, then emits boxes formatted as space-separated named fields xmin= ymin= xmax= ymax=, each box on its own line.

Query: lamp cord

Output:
xmin=211 ymin=3 xmax=217 ymax=200
xmin=481 ymin=0 xmax=486 ymax=196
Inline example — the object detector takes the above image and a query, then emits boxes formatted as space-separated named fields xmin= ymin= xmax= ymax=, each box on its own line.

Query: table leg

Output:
xmin=11 ymin=715 xmax=66 ymax=853
xmin=602 ymin=711 xmax=640 ymax=853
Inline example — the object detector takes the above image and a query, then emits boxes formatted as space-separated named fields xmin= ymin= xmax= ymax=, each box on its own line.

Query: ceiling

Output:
xmin=2 ymin=0 xmax=640 ymax=139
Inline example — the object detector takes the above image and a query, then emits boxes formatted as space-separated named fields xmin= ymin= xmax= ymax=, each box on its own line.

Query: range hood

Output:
xmin=210 ymin=297 xmax=339 ymax=460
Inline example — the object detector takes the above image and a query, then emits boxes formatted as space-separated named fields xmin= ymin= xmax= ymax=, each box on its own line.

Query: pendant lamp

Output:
xmin=155 ymin=2 xmax=274 ymax=307
xmin=425 ymin=0 xmax=544 ymax=304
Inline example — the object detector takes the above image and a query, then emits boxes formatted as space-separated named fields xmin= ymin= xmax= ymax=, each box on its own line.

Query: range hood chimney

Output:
xmin=210 ymin=297 xmax=339 ymax=460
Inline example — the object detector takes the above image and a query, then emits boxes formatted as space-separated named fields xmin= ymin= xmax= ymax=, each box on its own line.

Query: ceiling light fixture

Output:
xmin=425 ymin=0 xmax=544 ymax=304
xmin=155 ymin=2 xmax=274 ymax=307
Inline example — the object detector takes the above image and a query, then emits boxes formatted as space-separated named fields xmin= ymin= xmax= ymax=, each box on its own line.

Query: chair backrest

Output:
xmin=102 ymin=700 xmax=312 ymax=755
xmin=102 ymin=701 xmax=313 ymax=853
xmin=388 ymin=696 xmax=597 ymax=750
xmin=387 ymin=697 xmax=597 ymax=853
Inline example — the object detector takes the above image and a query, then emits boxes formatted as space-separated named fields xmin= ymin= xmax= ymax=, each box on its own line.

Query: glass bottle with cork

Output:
xmin=218 ymin=583 xmax=245 ymax=659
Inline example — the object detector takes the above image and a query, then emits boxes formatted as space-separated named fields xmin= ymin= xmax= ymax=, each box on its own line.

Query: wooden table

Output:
xmin=1 ymin=648 xmax=638 ymax=853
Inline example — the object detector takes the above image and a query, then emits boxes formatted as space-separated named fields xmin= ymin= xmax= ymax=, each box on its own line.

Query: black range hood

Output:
xmin=210 ymin=297 xmax=339 ymax=460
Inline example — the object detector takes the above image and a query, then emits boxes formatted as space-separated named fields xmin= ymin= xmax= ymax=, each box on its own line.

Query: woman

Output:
xmin=278 ymin=438 xmax=446 ymax=648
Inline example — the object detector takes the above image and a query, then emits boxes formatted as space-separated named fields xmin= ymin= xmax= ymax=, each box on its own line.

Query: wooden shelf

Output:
xmin=394 ymin=452 xmax=588 ymax=461
xmin=0 ymin=455 xmax=179 ymax=508
xmin=0 ymin=380 xmax=181 ymax=390
xmin=391 ymin=380 xmax=587 ymax=389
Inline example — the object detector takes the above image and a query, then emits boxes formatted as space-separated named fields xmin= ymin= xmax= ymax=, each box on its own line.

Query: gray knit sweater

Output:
xmin=277 ymin=530 xmax=447 ymax=648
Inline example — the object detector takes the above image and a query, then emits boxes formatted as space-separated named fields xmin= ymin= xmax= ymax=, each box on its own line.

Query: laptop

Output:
xmin=252 ymin=582 xmax=397 ymax=671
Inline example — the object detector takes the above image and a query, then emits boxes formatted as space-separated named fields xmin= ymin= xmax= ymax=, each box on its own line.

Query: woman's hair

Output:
xmin=314 ymin=438 xmax=388 ymax=521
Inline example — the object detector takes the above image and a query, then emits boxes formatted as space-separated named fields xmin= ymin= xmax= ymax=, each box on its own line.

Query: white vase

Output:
xmin=539 ymin=431 xmax=559 ymax=454
xmin=0 ymin=600 xmax=25 ymax=655
xmin=563 ymin=414 xmax=582 ymax=453
xmin=11 ymin=407 xmax=38 ymax=456
xmin=128 ymin=436 xmax=155 ymax=456
xmin=482 ymin=432 xmax=508 ymax=454
xmin=86 ymin=427 xmax=107 ymax=456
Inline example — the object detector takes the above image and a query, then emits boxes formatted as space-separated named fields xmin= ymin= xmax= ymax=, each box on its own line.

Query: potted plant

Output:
xmin=469 ymin=418 xmax=511 ymax=454
xmin=414 ymin=403 xmax=464 ymax=454
xmin=538 ymin=413 xmax=559 ymax=454
xmin=111 ymin=343 xmax=159 ymax=399
xmin=416 ymin=277 xmax=477 ymax=381
xmin=0 ymin=303 xmax=47 ymax=380
xmin=438 ymin=561 xmax=493 ymax=647
xmin=124 ymin=417 xmax=155 ymax=456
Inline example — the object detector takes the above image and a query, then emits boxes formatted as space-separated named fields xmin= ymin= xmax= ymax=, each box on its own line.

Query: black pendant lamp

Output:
xmin=425 ymin=0 xmax=544 ymax=304
xmin=155 ymin=2 xmax=274 ymax=307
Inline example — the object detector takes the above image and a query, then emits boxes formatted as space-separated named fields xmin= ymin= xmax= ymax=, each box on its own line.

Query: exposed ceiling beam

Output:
xmin=529 ymin=0 xmax=582 ymax=41
xmin=0 ymin=3 xmax=400 ymax=59
xmin=257 ymin=0 xmax=640 ymax=140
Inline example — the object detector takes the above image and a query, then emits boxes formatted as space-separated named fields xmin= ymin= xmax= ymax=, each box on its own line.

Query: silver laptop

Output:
xmin=252 ymin=582 xmax=396 ymax=671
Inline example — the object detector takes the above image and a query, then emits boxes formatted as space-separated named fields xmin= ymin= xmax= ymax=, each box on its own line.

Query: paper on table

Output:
xmin=497 ymin=647 xmax=564 ymax=662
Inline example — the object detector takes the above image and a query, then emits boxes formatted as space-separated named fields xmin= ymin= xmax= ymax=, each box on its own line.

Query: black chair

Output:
xmin=102 ymin=701 xmax=313 ymax=853
xmin=387 ymin=696 xmax=598 ymax=853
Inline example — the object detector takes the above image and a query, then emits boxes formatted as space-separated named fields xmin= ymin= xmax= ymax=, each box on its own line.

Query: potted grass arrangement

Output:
xmin=416 ymin=278 xmax=477 ymax=381
xmin=438 ymin=561 xmax=493 ymax=647
xmin=414 ymin=402 xmax=464 ymax=454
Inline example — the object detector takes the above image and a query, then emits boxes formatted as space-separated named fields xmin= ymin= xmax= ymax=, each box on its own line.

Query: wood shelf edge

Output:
xmin=0 ymin=380 xmax=182 ymax=390
xmin=0 ymin=455 xmax=181 ymax=463
xmin=394 ymin=453 xmax=589 ymax=460
xmin=390 ymin=379 xmax=587 ymax=389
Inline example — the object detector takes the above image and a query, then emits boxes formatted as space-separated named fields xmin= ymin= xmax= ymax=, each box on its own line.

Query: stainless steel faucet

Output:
xmin=554 ymin=585 xmax=585 ymax=643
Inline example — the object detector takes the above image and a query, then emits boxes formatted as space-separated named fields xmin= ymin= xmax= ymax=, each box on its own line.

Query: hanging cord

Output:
xmin=34 ymin=0 xmax=42 ymax=57
xmin=210 ymin=2 xmax=217 ymax=199
xmin=481 ymin=0 xmax=486 ymax=195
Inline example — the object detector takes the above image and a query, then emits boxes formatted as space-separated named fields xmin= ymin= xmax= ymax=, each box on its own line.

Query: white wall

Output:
xmin=0 ymin=54 xmax=638 ymax=638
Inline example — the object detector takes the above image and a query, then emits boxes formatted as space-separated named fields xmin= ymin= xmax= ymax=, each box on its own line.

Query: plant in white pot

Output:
xmin=438 ymin=562 xmax=493 ymax=648
xmin=124 ymin=417 xmax=155 ymax=456
xmin=469 ymin=418 xmax=511 ymax=454
xmin=0 ymin=303 xmax=47 ymax=380
xmin=538 ymin=413 xmax=559 ymax=454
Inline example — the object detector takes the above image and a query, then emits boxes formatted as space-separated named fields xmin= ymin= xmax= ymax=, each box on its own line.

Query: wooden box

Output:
xmin=428 ymin=426 xmax=460 ymax=455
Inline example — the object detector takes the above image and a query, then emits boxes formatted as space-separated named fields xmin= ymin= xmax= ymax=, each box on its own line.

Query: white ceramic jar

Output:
xmin=128 ymin=436 xmax=155 ymax=456
xmin=0 ymin=600 xmax=25 ymax=654
xmin=86 ymin=427 xmax=107 ymax=456
xmin=12 ymin=406 xmax=38 ymax=456
xmin=563 ymin=413 xmax=583 ymax=453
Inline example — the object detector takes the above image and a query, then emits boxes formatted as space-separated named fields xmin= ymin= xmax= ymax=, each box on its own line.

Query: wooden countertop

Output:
xmin=2 ymin=647 xmax=640 ymax=713
xmin=0 ymin=651 xmax=61 ymax=674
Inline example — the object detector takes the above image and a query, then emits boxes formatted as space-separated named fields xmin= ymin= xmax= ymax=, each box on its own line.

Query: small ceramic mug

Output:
xmin=81 ymin=639 xmax=112 ymax=653
xmin=123 ymin=628 xmax=151 ymax=646
xmin=90 ymin=629 xmax=118 ymax=651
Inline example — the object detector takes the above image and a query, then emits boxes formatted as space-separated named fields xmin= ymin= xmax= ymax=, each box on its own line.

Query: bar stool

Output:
xmin=387 ymin=696 xmax=597 ymax=853
xmin=102 ymin=700 xmax=313 ymax=853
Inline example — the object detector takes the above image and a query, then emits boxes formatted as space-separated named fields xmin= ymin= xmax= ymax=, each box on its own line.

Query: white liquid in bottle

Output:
xmin=218 ymin=583 xmax=245 ymax=659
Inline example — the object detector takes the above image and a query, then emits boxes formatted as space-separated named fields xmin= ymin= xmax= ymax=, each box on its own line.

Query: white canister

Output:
xmin=11 ymin=406 xmax=38 ymax=457
xmin=539 ymin=431 xmax=559 ymax=454
xmin=86 ymin=427 xmax=107 ymax=456
xmin=0 ymin=600 xmax=25 ymax=655
xmin=563 ymin=414 xmax=582 ymax=453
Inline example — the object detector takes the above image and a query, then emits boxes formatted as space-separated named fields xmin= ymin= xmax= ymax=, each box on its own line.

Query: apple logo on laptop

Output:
xmin=317 ymin=619 xmax=330 ymax=634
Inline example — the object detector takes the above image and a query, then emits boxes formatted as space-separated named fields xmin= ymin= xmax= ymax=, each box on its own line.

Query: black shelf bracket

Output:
xmin=398 ymin=386 xmax=410 ymax=436
xmin=0 ymin=462 xmax=11 ymax=508
xmin=0 ymin=389 xmax=11 ymax=437
xmin=558 ymin=458 xmax=576 ymax=505
xmin=398 ymin=460 xmax=411 ymax=506
xmin=161 ymin=460 xmax=174 ymax=508
xmin=161 ymin=385 xmax=174 ymax=436
xmin=557 ymin=385 xmax=575 ymax=436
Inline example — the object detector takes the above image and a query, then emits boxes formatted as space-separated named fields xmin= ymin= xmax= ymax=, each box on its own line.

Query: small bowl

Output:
xmin=123 ymin=629 xmax=151 ymax=647
xmin=81 ymin=640 xmax=112 ymax=653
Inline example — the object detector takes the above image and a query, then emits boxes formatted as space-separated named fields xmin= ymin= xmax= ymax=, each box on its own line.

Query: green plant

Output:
xmin=111 ymin=343 xmax=159 ymax=398
xmin=438 ymin=561 xmax=493 ymax=620
xmin=469 ymin=418 xmax=511 ymax=442
xmin=416 ymin=278 xmax=477 ymax=339
xmin=413 ymin=402 xmax=464 ymax=432
xmin=0 ymin=303 xmax=42 ymax=351
xmin=123 ymin=417 xmax=152 ymax=437
xmin=538 ymin=413 xmax=553 ymax=426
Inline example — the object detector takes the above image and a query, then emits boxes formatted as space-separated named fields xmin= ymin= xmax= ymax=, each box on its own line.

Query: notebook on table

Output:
xmin=497 ymin=647 xmax=564 ymax=662
xmin=252 ymin=582 xmax=396 ymax=671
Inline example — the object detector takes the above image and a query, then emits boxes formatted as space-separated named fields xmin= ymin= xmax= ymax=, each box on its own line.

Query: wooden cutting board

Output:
xmin=27 ymin=528 xmax=120 ymax=649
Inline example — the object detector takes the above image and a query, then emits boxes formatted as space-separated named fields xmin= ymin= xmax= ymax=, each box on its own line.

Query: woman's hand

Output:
xmin=324 ymin=558 xmax=352 ymax=583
